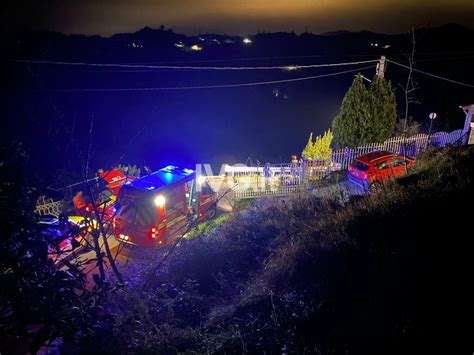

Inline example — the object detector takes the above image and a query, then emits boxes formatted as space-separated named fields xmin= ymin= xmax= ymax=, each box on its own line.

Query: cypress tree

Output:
xmin=332 ymin=74 xmax=371 ymax=147
xmin=331 ymin=74 xmax=396 ymax=148
xmin=368 ymin=76 xmax=397 ymax=143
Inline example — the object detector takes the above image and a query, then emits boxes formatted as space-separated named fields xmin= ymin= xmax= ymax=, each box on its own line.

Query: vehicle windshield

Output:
xmin=353 ymin=161 xmax=369 ymax=172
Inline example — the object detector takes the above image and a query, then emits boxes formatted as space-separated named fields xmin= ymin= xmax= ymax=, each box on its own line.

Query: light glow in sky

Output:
xmin=2 ymin=0 xmax=473 ymax=35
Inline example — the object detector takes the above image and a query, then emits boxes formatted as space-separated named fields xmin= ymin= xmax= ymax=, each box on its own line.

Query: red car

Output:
xmin=347 ymin=151 xmax=415 ymax=190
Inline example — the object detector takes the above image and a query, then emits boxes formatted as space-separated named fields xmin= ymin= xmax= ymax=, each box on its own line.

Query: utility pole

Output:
xmin=376 ymin=55 xmax=386 ymax=79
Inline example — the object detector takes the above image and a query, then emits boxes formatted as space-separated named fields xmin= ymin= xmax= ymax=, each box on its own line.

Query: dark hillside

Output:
xmin=77 ymin=146 xmax=474 ymax=354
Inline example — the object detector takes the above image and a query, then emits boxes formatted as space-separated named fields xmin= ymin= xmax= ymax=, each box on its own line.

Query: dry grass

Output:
xmin=81 ymin=146 xmax=474 ymax=354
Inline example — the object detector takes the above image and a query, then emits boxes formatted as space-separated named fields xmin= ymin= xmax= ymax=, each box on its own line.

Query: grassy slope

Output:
xmin=89 ymin=146 xmax=474 ymax=354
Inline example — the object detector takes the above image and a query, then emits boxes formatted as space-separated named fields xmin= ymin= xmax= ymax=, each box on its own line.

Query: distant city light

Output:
xmin=191 ymin=44 xmax=203 ymax=51
xmin=285 ymin=65 xmax=299 ymax=71
xmin=243 ymin=38 xmax=253 ymax=44
xmin=174 ymin=42 xmax=185 ymax=48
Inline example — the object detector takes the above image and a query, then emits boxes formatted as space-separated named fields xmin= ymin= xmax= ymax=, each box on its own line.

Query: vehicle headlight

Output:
xmin=154 ymin=195 xmax=166 ymax=207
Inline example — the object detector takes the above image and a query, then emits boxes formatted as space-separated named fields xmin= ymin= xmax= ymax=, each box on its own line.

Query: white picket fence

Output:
xmin=231 ymin=184 xmax=306 ymax=199
xmin=220 ymin=129 xmax=465 ymax=200
xmin=223 ymin=164 xmax=304 ymax=199
xmin=332 ymin=129 xmax=464 ymax=169
xmin=222 ymin=161 xmax=339 ymax=199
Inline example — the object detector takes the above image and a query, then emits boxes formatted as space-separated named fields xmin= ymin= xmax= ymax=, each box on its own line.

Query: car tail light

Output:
xmin=150 ymin=227 xmax=158 ymax=239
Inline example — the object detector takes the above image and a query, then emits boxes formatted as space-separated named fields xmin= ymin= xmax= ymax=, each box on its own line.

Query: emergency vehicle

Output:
xmin=73 ymin=168 xmax=137 ymax=220
xmin=113 ymin=165 xmax=217 ymax=247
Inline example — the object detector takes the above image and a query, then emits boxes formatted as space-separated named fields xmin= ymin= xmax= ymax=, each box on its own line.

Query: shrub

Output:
xmin=302 ymin=130 xmax=333 ymax=161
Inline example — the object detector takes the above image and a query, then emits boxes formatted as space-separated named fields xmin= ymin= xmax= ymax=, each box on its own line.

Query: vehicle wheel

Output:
xmin=206 ymin=207 xmax=217 ymax=220
xmin=370 ymin=182 xmax=383 ymax=193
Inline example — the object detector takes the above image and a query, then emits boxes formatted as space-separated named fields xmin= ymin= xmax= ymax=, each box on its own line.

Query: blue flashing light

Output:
xmin=161 ymin=165 xmax=177 ymax=172
xmin=163 ymin=172 xmax=173 ymax=182
xmin=128 ymin=164 xmax=195 ymax=191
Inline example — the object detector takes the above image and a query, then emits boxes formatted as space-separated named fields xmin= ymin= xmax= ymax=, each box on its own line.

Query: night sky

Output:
xmin=2 ymin=0 xmax=474 ymax=35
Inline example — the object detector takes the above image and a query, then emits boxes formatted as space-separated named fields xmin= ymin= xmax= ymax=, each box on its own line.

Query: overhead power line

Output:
xmin=18 ymin=50 xmax=474 ymax=67
xmin=126 ymin=51 xmax=474 ymax=65
xmin=46 ymin=65 xmax=375 ymax=92
xmin=125 ymin=54 xmax=325 ymax=65
xmin=17 ymin=58 xmax=378 ymax=71
xmin=85 ymin=54 xmax=474 ymax=72
xmin=387 ymin=59 xmax=474 ymax=89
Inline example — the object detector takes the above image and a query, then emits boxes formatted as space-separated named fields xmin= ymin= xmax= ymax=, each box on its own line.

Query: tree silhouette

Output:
xmin=332 ymin=74 xmax=396 ymax=147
